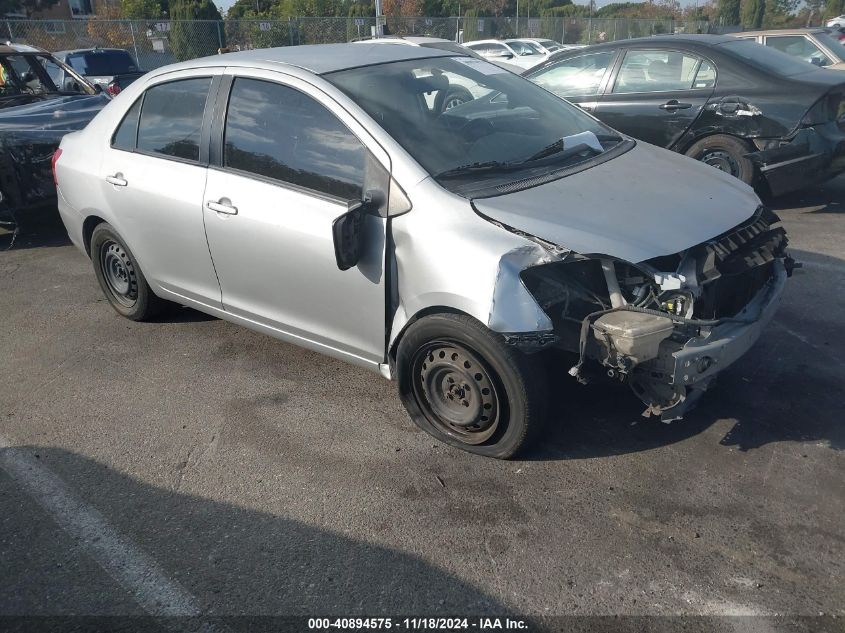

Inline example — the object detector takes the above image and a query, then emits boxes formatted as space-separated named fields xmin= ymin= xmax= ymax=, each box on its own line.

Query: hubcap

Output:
xmin=100 ymin=241 xmax=138 ymax=307
xmin=412 ymin=342 xmax=501 ymax=445
xmin=700 ymin=149 xmax=739 ymax=176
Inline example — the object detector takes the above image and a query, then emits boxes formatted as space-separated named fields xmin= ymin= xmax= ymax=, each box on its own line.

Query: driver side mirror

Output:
xmin=332 ymin=190 xmax=384 ymax=271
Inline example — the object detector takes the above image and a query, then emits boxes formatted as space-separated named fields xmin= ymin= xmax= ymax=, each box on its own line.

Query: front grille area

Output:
xmin=692 ymin=207 xmax=787 ymax=319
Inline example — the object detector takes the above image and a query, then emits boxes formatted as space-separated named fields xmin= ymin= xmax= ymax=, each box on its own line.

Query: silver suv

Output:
xmin=55 ymin=44 xmax=791 ymax=458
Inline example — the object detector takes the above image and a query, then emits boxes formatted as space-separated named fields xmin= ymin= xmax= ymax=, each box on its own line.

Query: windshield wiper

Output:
xmin=524 ymin=132 xmax=621 ymax=163
xmin=435 ymin=160 xmax=525 ymax=179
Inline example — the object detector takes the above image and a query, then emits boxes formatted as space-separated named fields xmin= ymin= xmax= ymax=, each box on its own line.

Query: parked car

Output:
xmin=55 ymin=44 xmax=793 ymax=458
xmin=512 ymin=38 xmax=565 ymax=54
xmin=0 ymin=42 xmax=108 ymax=232
xmin=52 ymin=48 xmax=146 ymax=96
xmin=826 ymin=15 xmax=845 ymax=28
xmin=464 ymin=39 xmax=547 ymax=69
xmin=730 ymin=29 xmax=845 ymax=68
xmin=355 ymin=36 xmax=522 ymax=110
xmin=524 ymin=35 xmax=845 ymax=196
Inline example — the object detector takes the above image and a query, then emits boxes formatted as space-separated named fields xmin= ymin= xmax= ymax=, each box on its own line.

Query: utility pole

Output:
xmin=374 ymin=0 xmax=384 ymax=36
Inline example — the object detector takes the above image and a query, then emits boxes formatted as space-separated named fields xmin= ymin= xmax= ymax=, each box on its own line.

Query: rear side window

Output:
xmin=223 ymin=77 xmax=366 ymax=200
xmin=112 ymin=97 xmax=142 ymax=150
xmin=137 ymin=78 xmax=211 ymax=162
xmin=613 ymin=49 xmax=703 ymax=93
xmin=529 ymin=51 xmax=615 ymax=97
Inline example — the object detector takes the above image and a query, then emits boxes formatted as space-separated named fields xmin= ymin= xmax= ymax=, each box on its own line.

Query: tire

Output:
xmin=396 ymin=313 xmax=548 ymax=459
xmin=437 ymin=86 xmax=474 ymax=114
xmin=684 ymin=134 xmax=756 ymax=187
xmin=90 ymin=222 xmax=166 ymax=321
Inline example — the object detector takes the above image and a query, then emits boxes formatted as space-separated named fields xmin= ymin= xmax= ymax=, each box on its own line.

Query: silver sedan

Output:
xmin=55 ymin=44 xmax=792 ymax=458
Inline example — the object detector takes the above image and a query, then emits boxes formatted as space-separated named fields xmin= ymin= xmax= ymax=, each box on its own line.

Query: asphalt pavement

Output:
xmin=1 ymin=176 xmax=843 ymax=628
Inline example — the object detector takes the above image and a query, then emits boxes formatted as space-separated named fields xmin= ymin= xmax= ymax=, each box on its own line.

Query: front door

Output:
xmin=595 ymin=48 xmax=715 ymax=149
xmin=202 ymin=73 xmax=389 ymax=365
xmin=527 ymin=50 xmax=618 ymax=113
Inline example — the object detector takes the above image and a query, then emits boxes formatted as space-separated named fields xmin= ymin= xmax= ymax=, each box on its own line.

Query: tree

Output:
xmin=717 ymin=0 xmax=741 ymax=23
xmin=0 ymin=0 xmax=59 ymax=17
xmin=168 ymin=0 xmax=225 ymax=61
xmin=742 ymin=0 xmax=765 ymax=26
xmin=121 ymin=0 xmax=163 ymax=18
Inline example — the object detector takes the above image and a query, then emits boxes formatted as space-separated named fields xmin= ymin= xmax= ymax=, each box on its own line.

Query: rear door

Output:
xmin=99 ymin=69 xmax=224 ymax=307
xmin=594 ymin=47 xmax=716 ymax=149
xmin=201 ymin=69 xmax=390 ymax=365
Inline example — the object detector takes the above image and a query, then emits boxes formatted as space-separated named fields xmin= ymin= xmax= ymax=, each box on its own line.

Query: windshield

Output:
xmin=0 ymin=53 xmax=94 ymax=99
xmin=325 ymin=56 xmax=623 ymax=194
xmin=718 ymin=39 xmax=821 ymax=75
xmin=66 ymin=50 xmax=137 ymax=75
xmin=538 ymin=39 xmax=562 ymax=52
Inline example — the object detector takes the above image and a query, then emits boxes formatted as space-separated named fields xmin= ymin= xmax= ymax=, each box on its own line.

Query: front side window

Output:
xmin=326 ymin=56 xmax=623 ymax=195
xmin=137 ymin=78 xmax=211 ymax=162
xmin=223 ymin=78 xmax=366 ymax=200
xmin=529 ymin=51 xmax=615 ymax=97
xmin=613 ymin=49 xmax=703 ymax=93
xmin=765 ymin=35 xmax=830 ymax=67
xmin=0 ymin=55 xmax=58 ymax=95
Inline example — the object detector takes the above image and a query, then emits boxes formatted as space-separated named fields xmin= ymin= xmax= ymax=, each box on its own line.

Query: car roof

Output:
xmin=0 ymin=42 xmax=45 ymax=54
xmin=733 ymin=28 xmax=830 ymax=36
xmin=54 ymin=48 xmax=131 ymax=55
xmin=155 ymin=43 xmax=458 ymax=76
xmin=465 ymin=39 xmax=506 ymax=46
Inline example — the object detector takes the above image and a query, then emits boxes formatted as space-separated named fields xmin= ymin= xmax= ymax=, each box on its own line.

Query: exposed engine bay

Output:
xmin=519 ymin=206 xmax=795 ymax=421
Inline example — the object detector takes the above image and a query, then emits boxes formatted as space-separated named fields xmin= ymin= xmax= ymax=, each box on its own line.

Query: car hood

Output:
xmin=471 ymin=142 xmax=761 ymax=263
xmin=0 ymin=94 xmax=109 ymax=133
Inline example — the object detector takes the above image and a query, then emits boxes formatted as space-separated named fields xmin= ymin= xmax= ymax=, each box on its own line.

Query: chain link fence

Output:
xmin=3 ymin=17 xmax=738 ymax=71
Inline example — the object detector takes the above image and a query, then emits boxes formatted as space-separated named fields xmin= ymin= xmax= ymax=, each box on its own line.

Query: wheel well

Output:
xmin=678 ymin=132 xmax=755 ymax=157
xmin=82 ymin=216 xmax=105 ymax=258
xmin=388 ymin=306 xmax=469 ymax=363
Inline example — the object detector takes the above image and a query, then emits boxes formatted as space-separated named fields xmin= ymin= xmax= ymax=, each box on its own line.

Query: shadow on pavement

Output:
xmin=769 ymin=177 xmax=844 ymax=214
xmin=0 ymin=223 xmax=71 ymax=251
xmin=0 ymin=446 xmax=508 ymax=617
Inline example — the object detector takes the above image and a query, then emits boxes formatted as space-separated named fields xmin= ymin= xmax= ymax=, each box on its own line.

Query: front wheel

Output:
xmin=396 ymin=313 xmax=548 ymax=459
xmin=684 ymin=134 xmax=757 ymax=187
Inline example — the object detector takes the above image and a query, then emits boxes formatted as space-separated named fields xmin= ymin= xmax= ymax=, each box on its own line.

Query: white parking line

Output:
xmin=0 ymin=435 xmax=204 ymax=617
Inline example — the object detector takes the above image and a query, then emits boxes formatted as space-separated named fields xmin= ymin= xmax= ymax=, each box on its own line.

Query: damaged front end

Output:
xmin=519 ymin=206 xmax=793 ymax=421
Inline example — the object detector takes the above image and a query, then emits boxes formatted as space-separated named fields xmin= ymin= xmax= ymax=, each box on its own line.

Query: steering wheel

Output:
xmin=457 ymin=117 xmax=495 ymax=143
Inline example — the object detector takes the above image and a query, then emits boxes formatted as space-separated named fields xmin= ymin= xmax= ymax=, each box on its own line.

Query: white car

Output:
xmin=826 ymin=15 xmax=845 ymax=28
xmin=464 ymin=39 xmax=547 ymax=70
xmin=511 ymin=38 xmax=564 ymax=55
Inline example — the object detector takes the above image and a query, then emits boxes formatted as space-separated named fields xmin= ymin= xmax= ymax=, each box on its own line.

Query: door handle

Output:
xmin=206 ymin=199 xmax=238 ymax=215
xmin=105 ymin=173 xmax=127 ymax=187
xmin=659 ymin=100 xmax=692 ymax=111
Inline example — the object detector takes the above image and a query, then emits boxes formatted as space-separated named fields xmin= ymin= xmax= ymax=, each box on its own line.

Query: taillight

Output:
xmin=51 ymin=148 xmax=62 ymax=187
xmin=107 ymin=82 xmax=121 ymax=96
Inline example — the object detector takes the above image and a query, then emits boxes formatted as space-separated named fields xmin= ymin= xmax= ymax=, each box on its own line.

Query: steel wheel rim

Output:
xmin=443 ymin=95 xmax=468 ymax=111
xmin=411 ymin=341 xmax=501 ymax=445
xmin=100 ymin=240 xmax=137 ymax=307
xmin=700 ymin=149 xmax=739 ymax=176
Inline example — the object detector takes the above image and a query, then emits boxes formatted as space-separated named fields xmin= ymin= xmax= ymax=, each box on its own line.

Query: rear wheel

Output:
xmin=685 ymin=134 xmax=756 ymax=186
xmin=397 ymin=313 xmax=548 ymax=459
xmin=90 ymin=223 xmax=166 ymax=321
